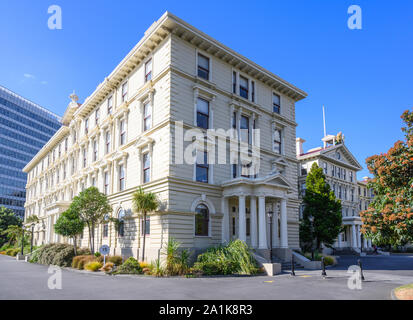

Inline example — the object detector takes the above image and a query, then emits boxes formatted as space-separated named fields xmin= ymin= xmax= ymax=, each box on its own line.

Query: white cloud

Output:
xmin=24 ymin=73 xmax=35 ymax=79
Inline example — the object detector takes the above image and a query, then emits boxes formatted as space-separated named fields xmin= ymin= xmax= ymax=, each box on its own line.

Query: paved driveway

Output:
xmin=0 ymin=254 xmax=412 ymax=300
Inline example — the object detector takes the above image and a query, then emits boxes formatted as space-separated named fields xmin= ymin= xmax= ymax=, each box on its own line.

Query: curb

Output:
xmin=390 ymin=289 xmax=399 ymax=300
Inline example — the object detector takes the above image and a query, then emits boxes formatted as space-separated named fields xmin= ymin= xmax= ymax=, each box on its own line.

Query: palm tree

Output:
xmin=132 ymin=187 xmax=158 ymax=261
xmin=2 ymin=225 xmax=24 ymax=246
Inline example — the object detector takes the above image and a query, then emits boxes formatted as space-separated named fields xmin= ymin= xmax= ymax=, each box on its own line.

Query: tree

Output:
xmin=2 ymin=225 xmax=25 ymax=247
xmin=54 ymin=208 xmax=85 ymax=255
xmin=299 ymin=163 xmax=342 ymax=252
xmin=132 ymin=187 xmax=158 ymax=261
xmin=71 ymin=187 xmax=112 ymax=253
xmin=360 ymin=109 xmax=413 ymax=247
xmin=0 ymin=207 xmax=22 ymax=247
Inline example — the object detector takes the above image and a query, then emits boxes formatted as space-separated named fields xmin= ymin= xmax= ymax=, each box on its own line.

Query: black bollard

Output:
xmin=358 ymin=259 xmax=365 ymax=281
xmin=291 ymin=255 xmax=296 ymax=276
xmin=321 ymin=257 xmax=327 ymax=277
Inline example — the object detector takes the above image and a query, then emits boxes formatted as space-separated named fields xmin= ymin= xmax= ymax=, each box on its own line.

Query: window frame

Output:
xmin=273 ymin=93 xmax=281 ymax=114
xmin=273 ymin=128 xmax=282 ymax=154
xmin=119 ymin=164 xmax=125 ymax=191
xmin=121 ymin=81 xmax=128 ymax=103
xmin=143 ymin=101 xmax=152 ymax=131
xmin=145 ymin=58 xmax=152 ymax=82
xmin=197 ymin=53 xmax=210 ymax=80
xmin=143 ymin=153 xmax=151 ymax=183
xmin=107 ymin=95 xmax=113 ymax=115
xmin=194 ymin=203 xmax=209 ymax=237
xmin=196 ymin=97 xmax=209 ymax=130
xmin=119 ymin=118 xmax=126 ymax=145
xmin=195 ymin=151 xmax=209 ymax=183
xmin=239 ymin=75 xmax=249 ymax=99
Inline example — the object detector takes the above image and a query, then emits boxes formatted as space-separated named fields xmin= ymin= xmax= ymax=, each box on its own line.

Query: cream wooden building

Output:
xmin=297 ymin=135 xmax=373 ymax=252
xmin=23 ymin=12 xmax=307 ymax=262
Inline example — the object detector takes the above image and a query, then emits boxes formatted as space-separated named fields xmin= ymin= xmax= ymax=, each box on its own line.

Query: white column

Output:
xmin=337 ymin=232 xmax=342 ymax=248
xmin=357 ymin=225 xmax=361 ymax=248
xmin=351 ymin=224 xmax=357 ymax=248
xmin=280 ymin=199 xmax=288 ymax=248
xmin=250 ymin=196 xmax=257 ymax=248
xmin=258 ymin=196 xmax=267 ymax=249
xmin=221 ymin=197 xmax=229 ymax=243
xmin=363 ymin=237 xmax=367 ymax=249
xmin=368 ymin=239 xmax=372 ymax=248
xmin=238 ymin=195 xmax=246 ymax=242
xmin=272 ymin=202 xmax=279 ymax=247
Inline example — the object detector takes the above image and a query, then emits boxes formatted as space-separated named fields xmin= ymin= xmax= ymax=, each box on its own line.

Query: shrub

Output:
xmin=139 ymin=261 xmax=150 ymax=269
xmin=149 ymin=259 xmax=164 ymax=277
xmin=322 ymin=255 xmax=336 ymax=266
xmin=0 ymin=251 xmax=5 ymax=255
xmin=72 ymin=255 xmax=96 ymax=269
xmin=162 ymin=238 xmax=191 ymax=276
xmin=100 ymin=262 xmax=114 ymax=272
xmin=117 ymin=257 xmax=142 ymax=274
xmin=85 ymin=261 xmax=103 ymax=272
xmin=5 ymin=248 xmax=19 ymax=256
xmin=28 ymin=246 xmax=44 ymax=263
xmin=193 ymin=240 xmax=259 ymax=275
xmin=108 ymin=255 xmax=123 ymax=266
xmin=94 ymin=252 xmax=101 ymax=257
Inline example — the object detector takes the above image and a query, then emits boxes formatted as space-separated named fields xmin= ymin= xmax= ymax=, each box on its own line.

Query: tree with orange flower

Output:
xmin=360 ymin=109 xmax=413 ymax=247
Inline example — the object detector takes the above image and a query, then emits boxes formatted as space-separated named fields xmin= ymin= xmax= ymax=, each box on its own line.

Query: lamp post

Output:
xmin=30 ymin=224 xmax=35 ymax=254
xmin=309 ymin=215 xmax=315 ymax=260
xmin=267 ymin=211 xmax=274 ymax=262
xmin=20 ymin=227 xmax=25 ymax=256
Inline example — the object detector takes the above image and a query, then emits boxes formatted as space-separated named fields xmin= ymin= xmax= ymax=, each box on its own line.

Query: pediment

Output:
xmin=322 ymin=144 xmax=362 ymax=170
xmin=261 ymin=173 xmax=293 ymax=189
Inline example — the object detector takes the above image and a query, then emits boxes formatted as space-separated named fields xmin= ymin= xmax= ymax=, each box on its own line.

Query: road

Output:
xmin=0 ymin=254 xmax=412 ymax=300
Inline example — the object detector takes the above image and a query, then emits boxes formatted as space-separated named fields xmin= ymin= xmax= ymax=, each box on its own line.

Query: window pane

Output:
xmin=195 ymin=204 xmax=209 ymax=236
xmin=197 ymin=98 xmax=209 ymax=115
xmin=196 ymin=166 xmax=208 ymax=183
xmin=198 ymin=54 xmax=209 ymax=69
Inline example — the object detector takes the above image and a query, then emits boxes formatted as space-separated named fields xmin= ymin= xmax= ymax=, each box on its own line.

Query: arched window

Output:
xmin=195 ymin=204 xmax=209 ymax=236
xmin=118 ymin=209 xmax=125 ymax=237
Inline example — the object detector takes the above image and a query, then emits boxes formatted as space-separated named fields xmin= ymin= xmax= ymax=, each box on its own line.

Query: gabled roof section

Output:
xmin=298 ymin=143 xmax=363 ymax=171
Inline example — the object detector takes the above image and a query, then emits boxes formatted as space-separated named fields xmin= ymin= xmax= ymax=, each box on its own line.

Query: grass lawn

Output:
xmin=394 ymin=283 xmax=413 ymax=300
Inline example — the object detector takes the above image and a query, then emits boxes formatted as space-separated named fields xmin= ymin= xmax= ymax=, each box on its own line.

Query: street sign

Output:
xmin=99 ymin=245 xmax=110 ymax=256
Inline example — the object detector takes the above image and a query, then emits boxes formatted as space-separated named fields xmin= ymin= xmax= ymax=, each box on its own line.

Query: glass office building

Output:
xmin=0 ymin=85 xmax=61 ymax=218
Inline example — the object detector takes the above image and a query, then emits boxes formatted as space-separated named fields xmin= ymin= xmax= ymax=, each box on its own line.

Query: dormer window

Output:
xmin=273 ymin=93 xmax=281 ymax=114
xmin=239 ymin=76 xmax=249 ymax=99
xmin=197 ymin=54 xmax=210 ymax=80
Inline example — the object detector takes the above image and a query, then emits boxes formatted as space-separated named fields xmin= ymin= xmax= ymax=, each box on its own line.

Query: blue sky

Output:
xmin=0 ymin=0 xmax=412 ymax=178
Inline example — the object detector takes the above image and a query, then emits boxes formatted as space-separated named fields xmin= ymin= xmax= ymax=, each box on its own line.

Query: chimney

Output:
xmin=296 ymin=138 xmax=306 ymax=157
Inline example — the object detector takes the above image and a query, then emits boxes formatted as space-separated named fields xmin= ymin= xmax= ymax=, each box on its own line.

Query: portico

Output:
xmin=221 ymin=174 xmax=293 ymax=258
